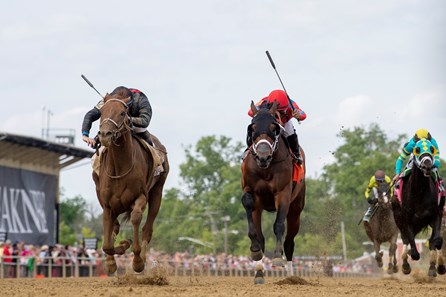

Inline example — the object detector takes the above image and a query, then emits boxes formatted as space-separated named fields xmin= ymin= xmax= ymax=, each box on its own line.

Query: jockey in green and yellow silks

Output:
xmin=394 ymin=128 xmax=440 ymax=177
xmin=392 ymin=128 xmax=444 ymax=199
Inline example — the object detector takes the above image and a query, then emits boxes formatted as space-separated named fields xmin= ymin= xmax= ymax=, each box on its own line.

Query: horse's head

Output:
xmin=376 ymin=181 xmax=392 ymax=209
xmin=413 ymin=138 xmax=436 ymax=177
xmin=98 ymin=93 xmax=132 ymax=147
xmin=248 ymin=100 xmax=281 ymax=168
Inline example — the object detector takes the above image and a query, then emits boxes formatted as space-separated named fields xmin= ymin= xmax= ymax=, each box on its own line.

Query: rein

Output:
xmin=104 ymin=146 xmax=136 ymax=179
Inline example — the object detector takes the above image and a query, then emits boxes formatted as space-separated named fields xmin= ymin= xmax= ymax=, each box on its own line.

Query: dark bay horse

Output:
xmin=363 ymin=181 xmax=399 ymax=274
xmin=392 ymin=138 xmax=445 ymax=277
xmin=241 ymin=101 xmax=306 ymax=284
xmin=93 ymin=91 xmax=169 ymax=274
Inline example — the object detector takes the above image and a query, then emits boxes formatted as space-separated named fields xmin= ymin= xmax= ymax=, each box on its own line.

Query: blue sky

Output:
xmin=1 ymin=0 xmax=445 ymax=210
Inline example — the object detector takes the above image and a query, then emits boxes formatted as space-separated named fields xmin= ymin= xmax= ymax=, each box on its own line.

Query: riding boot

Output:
xmin=433 ymin=169 xmax=445 ymax=199
xmin=286 ymin=133 xmax=302 ymax=165
xmin=363 ymin=203 xmax=377 ymax=223
xmin=139 ymin=131 xmax=153 ymax=146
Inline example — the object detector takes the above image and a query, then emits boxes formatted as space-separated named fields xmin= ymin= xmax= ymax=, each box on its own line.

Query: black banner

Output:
xmin=0 ymin=166 xmax=56 ymax=245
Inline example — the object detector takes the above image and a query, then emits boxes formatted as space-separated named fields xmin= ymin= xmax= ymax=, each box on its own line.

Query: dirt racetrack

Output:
xmin=1 ymin=270 xmax=446 ymax=297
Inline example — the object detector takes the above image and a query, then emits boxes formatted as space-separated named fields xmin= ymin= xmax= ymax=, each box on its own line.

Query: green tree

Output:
xmin=153 ymin=135 xmax=246 ymax=255
xmin=59 ymin=195 xmax=87 ymax=245
xmin=321 ymin=123 xmax=406 ymax=258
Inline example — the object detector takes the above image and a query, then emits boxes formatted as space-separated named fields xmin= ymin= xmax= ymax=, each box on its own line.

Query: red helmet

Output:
xmin=267 ymin=90 xmax=289 ymax=111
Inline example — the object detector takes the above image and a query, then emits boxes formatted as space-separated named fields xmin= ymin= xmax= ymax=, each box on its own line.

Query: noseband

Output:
xmin=251 ymin=135 xmax=280 ymax=156
xmin=250 ymin=122 xmax=282 ymax=168
xmin=415 ymin=154 xmax=434 ymax=177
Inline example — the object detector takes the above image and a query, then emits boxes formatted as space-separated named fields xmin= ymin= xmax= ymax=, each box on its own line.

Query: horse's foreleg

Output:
xmin=388 ymin=236 xmax=398 ymax=274
xmin=437 ymin=249 xmax=446 ymax=275
xmin=407 ymin=229 xmax=420 ymax=261
xmin=131 ymin=195 xmax=147 ymax=273
xmin=373 ymin=240 xmax=383 ymax=268
xmin=429 ymin=217 xmax=444 ymax=277
xmin=402 ymin=244 xmax=411 ymax=274
xmin=242 ymin=192 xmax=263 ymax=261
xmin=102 ymin=208 xmax=118 ymax=256
xmin=254 ymin=260 xmax=265 ymax=285
xmin=141 ymin=186 xmax=163 ymax=264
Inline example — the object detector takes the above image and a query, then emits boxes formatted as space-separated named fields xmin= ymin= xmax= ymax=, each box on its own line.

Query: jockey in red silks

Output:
xmin=248 ymin=89 xmax=306 ymax=165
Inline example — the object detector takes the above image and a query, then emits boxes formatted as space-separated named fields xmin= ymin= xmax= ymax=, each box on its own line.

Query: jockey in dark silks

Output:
xmin=247 ymin=89 xmax=306 ymax=165
xmin=393 ymin=128 xmax=445 ymax=199
xmin=82 ymin=86 xmax=153 ymax=148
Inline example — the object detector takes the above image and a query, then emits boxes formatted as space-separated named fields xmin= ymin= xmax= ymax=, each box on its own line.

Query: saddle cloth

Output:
xmin=241 ymin=156 xmax=304 ymax=185
xmin=91 ymin=138 xmax=164 ymax=179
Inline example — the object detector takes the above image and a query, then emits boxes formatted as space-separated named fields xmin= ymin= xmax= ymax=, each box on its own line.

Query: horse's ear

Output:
xmin=270 ymin=100 xmax=278 ymax=114
xmin=250 ymin=101 xmax=258 ymax=116
xmin=123 ymin=96 xmax=131 ymax=104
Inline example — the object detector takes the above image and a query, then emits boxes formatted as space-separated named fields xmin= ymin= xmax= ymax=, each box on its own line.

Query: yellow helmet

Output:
xmin=414 ymin=128 xmax=430 ymax=141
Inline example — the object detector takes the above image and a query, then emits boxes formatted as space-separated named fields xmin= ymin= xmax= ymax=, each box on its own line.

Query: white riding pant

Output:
xmin=282 ymin=121 xmax=296 ymax=137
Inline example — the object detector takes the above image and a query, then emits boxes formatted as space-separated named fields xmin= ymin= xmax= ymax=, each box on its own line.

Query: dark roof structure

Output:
xmin=0 ymin=131 xmax=93 ymax=175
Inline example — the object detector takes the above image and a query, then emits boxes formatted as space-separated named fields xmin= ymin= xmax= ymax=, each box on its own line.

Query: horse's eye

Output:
xmin=120 ymin=111 xmax=126 ymax=117
xmin=430 ymin=146 xmax=435 ymax=154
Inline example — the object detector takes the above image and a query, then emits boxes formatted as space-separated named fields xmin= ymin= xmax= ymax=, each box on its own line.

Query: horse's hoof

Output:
xmin=377 ymin=261 xmax=383 ymax=268
xmin=437 ymin=265 xmax=446 ymax=275
xmin=251 ymin=250 xmax=263 ymax=261
xmin=402 ymin=263 xmax=411 ymax=275
xmin=254 ymin=277 xmax=265 ymax=285
xmin=105 ymin=261 xmax=117 ymax=274
xmin=393 ymin=265 xmax=399 ymax=274
xmin=428 ymin=268 xmax=437 ymax=278
xmin=254 ymin=269 xmax=265 ymax=285
xmin=387 ymin=264 xmax=393 ymax=274
xmin=133 ymin=261 xmax=145 ymax=273
xmin=120 ymin=239 xmax=132 ymax=249
xmin=410 ymin=251 xmax=420 ymax=261
xmin=272 ymin=257 xmax=285 ymax=267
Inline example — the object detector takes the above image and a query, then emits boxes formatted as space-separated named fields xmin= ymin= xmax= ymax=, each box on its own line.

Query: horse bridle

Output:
xmin=99 ymin=99 xmax=132 ymax=144
xmin=100 ymin=98 xmax=136 ymax=179
xmin=414 ymin=153 xmax=434 ymax=177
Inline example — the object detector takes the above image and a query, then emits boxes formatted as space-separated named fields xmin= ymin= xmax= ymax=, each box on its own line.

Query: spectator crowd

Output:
xmin=0 ymin=240 xmax=375 ymax=279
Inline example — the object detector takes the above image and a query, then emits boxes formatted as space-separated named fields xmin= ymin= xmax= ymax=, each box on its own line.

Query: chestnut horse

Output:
xmin=363 ymin=181 xmax=399 ymax=274
xmin=241 ymin=101 xmax=306 ymax=284
xmin=392 ymin=138 xmax=445 ymax=277
xmin=93 ymin=91 xmax=169 ymax=274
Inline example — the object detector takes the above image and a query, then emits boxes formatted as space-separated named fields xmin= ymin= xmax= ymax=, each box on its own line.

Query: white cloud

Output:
xmin=335 ymin=95 xmax=374 ymax=128
xmin=1 ymin=0 xmax=445 ymax=205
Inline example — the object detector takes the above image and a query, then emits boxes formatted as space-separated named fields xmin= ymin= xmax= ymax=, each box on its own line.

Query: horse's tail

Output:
xmin=121 ymin=211 xmax=131 ymax=224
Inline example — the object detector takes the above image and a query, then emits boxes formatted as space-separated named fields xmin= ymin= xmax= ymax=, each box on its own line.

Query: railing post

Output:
xmin=62 ymin=257 xmax=66 ymax=278
xmin=74 ymin=259 xmax=79 ymax=277
xmin=0 ymin=257 xmax=3 ymax=279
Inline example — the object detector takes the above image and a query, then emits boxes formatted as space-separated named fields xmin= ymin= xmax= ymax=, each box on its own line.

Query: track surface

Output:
xmin=1 ymin=272 xmax=445 ymax=297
